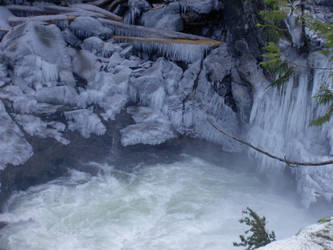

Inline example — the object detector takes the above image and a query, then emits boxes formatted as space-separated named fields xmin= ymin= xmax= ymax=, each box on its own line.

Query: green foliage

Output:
xmin=260 ymin=9 xmax=287 ymax=24
xmin=260 ymin=42 xmax=294 ymax=87
xmin=263 ymin=0 xmax=287 ymax=9
xmin=310 ymin=84 xmax=333 ymax=126
xmin=318 ymin=216 xmax=332 ymax=224
xmin=258 ymin=0 xmax=289 ymax=41
xmin=233 ymin=207 xmax=276 ymax=250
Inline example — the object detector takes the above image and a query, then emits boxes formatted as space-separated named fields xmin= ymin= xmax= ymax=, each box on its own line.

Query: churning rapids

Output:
xmin=0 ymin=152 xmax=325 ymax=250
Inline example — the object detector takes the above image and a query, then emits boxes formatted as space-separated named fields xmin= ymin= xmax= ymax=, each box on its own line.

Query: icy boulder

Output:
xmin=2 ymin=22 xmax=68 ymax=68
xmin=120 ymin=106 xmax=177 ymax=146
xmin=0 ymin=101 xmax=32 ymax=170
xmin=70 ymin=49 xmax=97 ymax=82
xmin=70 ymin=16 xmax=111 ymax=40
xmin=65 ymin=109 xmax=106 ymax=138
xmin=0 ymin=7 xmax=12 ymax=34
xmin=82 ymin=37 xmax=119 ymax=58
xmin=35 ymin=86 xmax=79 ymax=105
xmin=130 ymin=58 xmax=165 ymax=104
xmin=140 ymin=2 xmax=184 ymax=31
xmin=14 ymin=114 xmax=69 ymax=145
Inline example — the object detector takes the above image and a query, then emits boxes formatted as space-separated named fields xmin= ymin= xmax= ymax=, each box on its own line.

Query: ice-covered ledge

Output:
xmin=259 ymin=217 xmax=333 ymax=250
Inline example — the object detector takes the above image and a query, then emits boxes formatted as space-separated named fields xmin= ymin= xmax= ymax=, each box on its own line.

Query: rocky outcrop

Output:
xmin=260 ymin=216 xmax=333 ymax=250
xmin=0 ymin=1 xmax=251 ymax=210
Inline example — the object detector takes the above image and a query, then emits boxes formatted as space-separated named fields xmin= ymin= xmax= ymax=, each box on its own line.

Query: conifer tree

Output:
xmin=233 ymin=207 xmax=276 ymax=250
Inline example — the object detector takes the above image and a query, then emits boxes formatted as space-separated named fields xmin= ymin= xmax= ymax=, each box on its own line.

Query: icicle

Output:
xmin=112 ymin=36 xmax=213 ymax=62
xmin=124 ymin=7 xmax=141 ymax=24
xmin=99 ymin=18 xmax=222 ymax=41
xmin=65 ymin=109 xmax=106 ymax=138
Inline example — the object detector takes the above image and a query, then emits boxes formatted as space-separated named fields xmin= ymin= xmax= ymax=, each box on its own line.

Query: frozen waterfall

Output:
xmin=248 ymin=52 xmax=333 ymax=207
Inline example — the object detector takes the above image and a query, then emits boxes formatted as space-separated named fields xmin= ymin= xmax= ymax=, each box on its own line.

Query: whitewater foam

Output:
xmin=0 ymin=156 xmax=320 ymax=250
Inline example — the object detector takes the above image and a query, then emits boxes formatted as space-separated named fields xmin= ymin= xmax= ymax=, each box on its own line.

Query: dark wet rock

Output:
xmin=224 ymin=0 xmax=265 ymax=58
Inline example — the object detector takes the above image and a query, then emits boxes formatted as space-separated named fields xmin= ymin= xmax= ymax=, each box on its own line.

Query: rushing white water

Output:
xmin=0 ymin=156 xmax=320 ymax=250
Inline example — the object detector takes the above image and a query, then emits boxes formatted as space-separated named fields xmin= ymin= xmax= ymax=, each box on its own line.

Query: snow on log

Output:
xmin=5 ymin=5 xmax=46 ymax=16
xmin=100 ymin=19 xmax=222 ymax=62
xmin=72 ymin=4 xmax=123 ymax=22
xmin=99 ymin=18 xmax=222 ymax=41
xmin=8 ymin=14 xmax=77 ymax=26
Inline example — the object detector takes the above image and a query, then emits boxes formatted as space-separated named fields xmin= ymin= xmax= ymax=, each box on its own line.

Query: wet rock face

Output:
xmin=223 ymin=0 xmax=265 ymax=58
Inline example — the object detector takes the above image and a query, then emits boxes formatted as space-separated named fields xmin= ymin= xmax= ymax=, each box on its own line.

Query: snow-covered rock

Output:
xmin=0 ymin=101 xmax=32 ymax=170
xmin=140 ymin=2 xmax=183 ymax=31
xmin=120 ymin=106 xmax=177 ymax=146
xmin=70 ymin=16 xmax=112 ymax=40
xmin=260 ymin=217 xmax=333 ymax=250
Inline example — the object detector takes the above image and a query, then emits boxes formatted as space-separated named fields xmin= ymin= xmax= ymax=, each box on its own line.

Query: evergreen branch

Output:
xmin=266 ymin=66 xmax=293 ymax=88
xmin=234 ymin=207 xmax=276 ymax=250
xmin=310 ymin=108 xmax=333 ymax=126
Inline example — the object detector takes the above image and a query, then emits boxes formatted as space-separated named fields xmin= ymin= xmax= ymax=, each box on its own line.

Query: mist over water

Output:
xmin=0 ymin=154 xmax=323 ymax=250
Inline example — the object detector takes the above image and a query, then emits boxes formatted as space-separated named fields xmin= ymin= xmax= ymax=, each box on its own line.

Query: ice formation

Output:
xmin=0 ymin=15 xmax=242 ymax=171
xmin=248 ymin=52 xmax=333 ymax=206
xmin=120 ymin=106 xmax=177 ymax=146
xmin=0 ymin=101 xmax=32 ymax=170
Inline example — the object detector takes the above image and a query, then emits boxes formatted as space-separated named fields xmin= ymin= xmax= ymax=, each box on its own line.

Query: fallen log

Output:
xmin=43 ymin=5 xmax=77 ymax=14
xmin=208 ymin=120 xmax=333 ymax=167
xmin=5 ymin=5 xmax=46 ymax=16
xmin=112 ymin=35 xmax=222 ymax=62
xmin=8 ymin=14 xmax=77 ymax=26
xmin=100 ymin=18 xmax=222 ymax=41
xmin=72 ymin=4 xmax=123 ymax=22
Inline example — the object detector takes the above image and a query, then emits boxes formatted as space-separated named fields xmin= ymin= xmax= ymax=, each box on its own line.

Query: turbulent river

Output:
xmin=0 ymin=153 xmax=324 ymax=250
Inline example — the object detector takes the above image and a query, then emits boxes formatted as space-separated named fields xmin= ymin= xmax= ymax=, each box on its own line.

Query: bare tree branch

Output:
xmin=208 ymin=120 xmax=333 ymax=167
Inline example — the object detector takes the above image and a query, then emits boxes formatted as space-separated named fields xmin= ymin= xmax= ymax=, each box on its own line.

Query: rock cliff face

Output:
xmin=0 ymin=0 xmax=332 ymax=211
